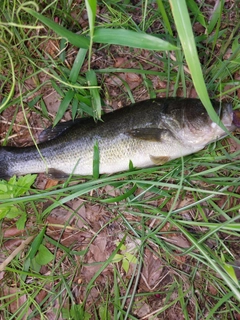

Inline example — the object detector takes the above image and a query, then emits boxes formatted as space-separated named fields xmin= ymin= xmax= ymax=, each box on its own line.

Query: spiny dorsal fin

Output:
xmin=38 ymin=119 xmax=84 ymax=143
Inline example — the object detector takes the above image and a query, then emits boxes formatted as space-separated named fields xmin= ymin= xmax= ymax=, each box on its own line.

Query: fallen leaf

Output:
xmin=141 ymin=249 xmax=164 ymax=290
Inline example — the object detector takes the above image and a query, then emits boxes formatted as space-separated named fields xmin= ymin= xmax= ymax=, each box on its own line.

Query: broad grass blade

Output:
xmin=207 ymin=0 xmax=223 ymax=34
xmin=93 ymin=28 xmax=178 ymax=51
xmin=93 ymin=141 xmax=100 ymax=179
xmin=186 ymin=0 xmax=207 ymax=29
xmin=53 ymin=90 xmax=75 ymax=126
xmin=23 ymin=8 xmax=90 ymax=49
xmin=86 ymin=70 xmax=101 ymax=119
xmin=85 ymin=0 xmax=97 ymax=37
xmin=69 ymin=48 xmax=88 ymax=83
xmin=156 ymin=0 xmax=173 ymax=35
xmin=169 ymin=0 xmax=223 ymax=126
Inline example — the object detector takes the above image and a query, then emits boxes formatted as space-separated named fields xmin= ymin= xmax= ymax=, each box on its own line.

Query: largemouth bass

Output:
xmin=0 ymin=98 xmax=236 ymax=179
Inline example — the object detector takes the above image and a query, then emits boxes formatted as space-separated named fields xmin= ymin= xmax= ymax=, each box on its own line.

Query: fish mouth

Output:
xmin=220 ymin=103 xmax=236 ymax=131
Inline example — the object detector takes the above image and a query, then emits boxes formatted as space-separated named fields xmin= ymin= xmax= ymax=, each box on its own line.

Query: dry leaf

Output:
xmin=141 ymin=249 xmax=164 ymax=290
xmin=2 ymin=287 xmax=31 ymax=318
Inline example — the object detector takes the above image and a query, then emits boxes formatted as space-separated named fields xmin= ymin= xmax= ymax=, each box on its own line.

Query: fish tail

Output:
xmin=0 ymin=147 xmax=11 ymax=179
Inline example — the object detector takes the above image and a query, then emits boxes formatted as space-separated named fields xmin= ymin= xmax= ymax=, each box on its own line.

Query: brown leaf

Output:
xmin=3 ymin=227 xmax=25 ymax=238
xmin=114 ymin=57 xmax=128 ymax=68
xmin=235 ymin=313 xmax=240 ymax=320
xmin=45 ymin=178 xmax=60 ymax=189
xmin=193 ymin=22 xmax=205 ymax=34
xmin=125 ymin=73 xmax=142 ymax=90
xmin=125 ymin=73 xmax=141 ymax=83
xmin=141 ymin=249 xmax=164 ymax=290
xmin=135 ymin=302 xmax=150 ymax=318
xmin=208 ymin=284 xmax=218 ymax=295
xmin=90 ymin=236 xmax=108 ymax=262
xmin=2 ymin=286 xmax=31 ymax=318
xmin=3 ymin=239 xmax=22 ymax=251
xmin=173 ymin=254 xmax=187 ymax=267
xmin=165 ymin=234 xmax=190 ymax=249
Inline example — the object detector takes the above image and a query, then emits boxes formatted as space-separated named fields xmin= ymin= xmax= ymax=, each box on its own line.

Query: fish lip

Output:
xmin=218 ymin=103 xmax=236 ymax=131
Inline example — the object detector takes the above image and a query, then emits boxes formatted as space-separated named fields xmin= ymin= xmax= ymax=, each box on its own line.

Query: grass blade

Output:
xmin=85 ymin=0 xmax=96 ymax=70
xmin=85 ymin=0 xmax=97 ymax=38
xmin=86 ymin=69 xmax=101 ymax=119
xmin=93 ymin=28 xmax=178 ymax=51
xmin=53 ymin=89 xmax=75 ymax=125
xmin=93 ymin=141 xmax=100 ymax=179
xmin=69 ymin=48 xmax=88 ymax=83
xmin=169 ymin=0 xmax=224 ymax=126
xmin=23 ymin=8 xmax=90 ymax=49
xmin=156 ymin=0 xmax=173 ymax=35
xmin=186 ymin=0 xmax=207 ymax=29
xmin=207 ymin=0 xmax=223 ymax=34
xmin=0 ymin=45 xmax=15 ymax=113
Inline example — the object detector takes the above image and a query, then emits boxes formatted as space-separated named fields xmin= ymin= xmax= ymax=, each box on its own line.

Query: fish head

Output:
xmin=179 ymin=102 xmax=236 ymax=148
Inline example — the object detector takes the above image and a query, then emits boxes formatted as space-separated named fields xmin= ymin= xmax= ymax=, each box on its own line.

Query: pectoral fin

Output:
xmin=150 ymin=155 xmax=170 ymax=165
xmin=127 ymin=128 xmax=170 ymax=142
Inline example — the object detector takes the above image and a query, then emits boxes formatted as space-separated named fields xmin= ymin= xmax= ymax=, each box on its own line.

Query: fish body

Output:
xmin=0 ymin=98 xmax=236 ymax=178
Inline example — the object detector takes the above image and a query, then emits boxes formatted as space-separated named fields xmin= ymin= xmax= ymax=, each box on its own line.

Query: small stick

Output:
xmin=0 ymin=235 xmax=34 ymax=271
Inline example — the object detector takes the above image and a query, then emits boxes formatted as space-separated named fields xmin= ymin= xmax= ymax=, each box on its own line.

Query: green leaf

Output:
xmin=35 ymin=244 xmax=54 ymax=265
xmin=122 ymin=258 xmax=130 ymax=273
xmin=0 ymin=174 xmax=36 ymax=199
xmin=6 ymin=206 xmax=23 ymax=219
xmin=93 ymin=28 xmax=178 ymax=51
xmin=28 ymin=227 xmax=46 ymax=259
xmin=0 ymin=206 xmax=18 ymax=219
xmin=23 ymin=8 xmax=90 ymax=49
xmin=112 ymin=253 xmax=123 ymax=263
xmin=99 ymin=304 xmax=111 ymax=320
xmin=223 ymin=263 xmax=239 ymax=285
xmin=16 ymin=212 xmax=27 ymax=230
xmin=0 ymin=175 xmax=36 ymax=225
xmin=12 ymin=174 xmax=37 ymax=197
xmin=125 ymin=252 xmax=138 ymax=264
xmin=70 ymin=304 xmax=91 ymax=320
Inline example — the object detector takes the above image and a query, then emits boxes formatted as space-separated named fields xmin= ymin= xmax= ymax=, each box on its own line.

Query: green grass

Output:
xmin=0 ymin=0 xmax=240 ymax=319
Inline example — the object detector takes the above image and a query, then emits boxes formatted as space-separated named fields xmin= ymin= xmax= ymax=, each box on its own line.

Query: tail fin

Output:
xmin=0 ymin=148 xmax=11 ymax=179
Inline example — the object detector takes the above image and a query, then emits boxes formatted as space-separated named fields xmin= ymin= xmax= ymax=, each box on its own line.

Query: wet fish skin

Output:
xmin=0 ymin=98 xmax=236 ymax=178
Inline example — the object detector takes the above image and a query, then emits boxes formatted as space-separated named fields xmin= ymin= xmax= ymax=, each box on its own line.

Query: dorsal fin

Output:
xmin=38 ymin=119 xmax=83 ymax=143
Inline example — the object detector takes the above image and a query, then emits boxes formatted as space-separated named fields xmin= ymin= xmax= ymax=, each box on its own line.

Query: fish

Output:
xmin=0 ymin=98 xmax=237 ymax=179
